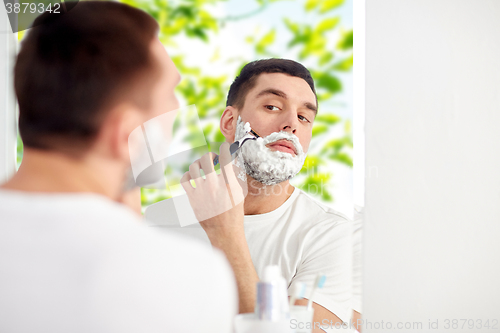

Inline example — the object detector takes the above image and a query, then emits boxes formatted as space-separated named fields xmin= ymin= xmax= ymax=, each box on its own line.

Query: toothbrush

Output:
xmin=289 ymin=281 xmax=307 ymax=307
xmin=212 ymin=128 xmax=260 ymax=166
xmin=307 ymin=274 xmax=326 ymax=310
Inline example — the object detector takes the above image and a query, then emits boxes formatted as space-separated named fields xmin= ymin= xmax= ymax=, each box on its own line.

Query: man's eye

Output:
xmin=265 ymin=105 xmax=280 ymax=111
xmin=298 ymin=115 xmax=310 ymax=123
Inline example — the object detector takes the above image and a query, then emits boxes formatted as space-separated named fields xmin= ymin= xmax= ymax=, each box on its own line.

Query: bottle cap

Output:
xmin=262 ymin=265 xmax=282 ymax=283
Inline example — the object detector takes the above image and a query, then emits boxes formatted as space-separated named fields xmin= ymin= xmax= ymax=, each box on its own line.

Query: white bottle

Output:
xmin=255 ymin=265 xmax=290 ymax=321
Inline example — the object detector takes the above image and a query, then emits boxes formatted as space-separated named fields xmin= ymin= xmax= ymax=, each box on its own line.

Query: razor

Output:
xmin=212 ymin=129 xmax=261 ymax=166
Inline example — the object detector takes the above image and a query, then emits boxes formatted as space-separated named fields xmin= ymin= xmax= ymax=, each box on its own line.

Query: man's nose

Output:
xmin=280 ymin=111 xmax=299 ymax=134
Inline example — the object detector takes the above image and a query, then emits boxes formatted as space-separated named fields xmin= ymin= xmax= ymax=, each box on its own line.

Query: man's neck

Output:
xmin=1 ymin=148 xmax=124 ymax=200
xmin=243 ymin=176 xmax=295 ymax=215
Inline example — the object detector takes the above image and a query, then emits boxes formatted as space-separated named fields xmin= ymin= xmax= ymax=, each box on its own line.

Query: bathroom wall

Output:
xmin=364 ymin=1 xmax=500 ymax=332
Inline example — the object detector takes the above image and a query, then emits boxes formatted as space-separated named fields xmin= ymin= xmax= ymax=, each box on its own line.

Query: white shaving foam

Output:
xmin=234 ymin=116 xmax=306 ymax=185
xmin=234 ymin=116 xmax=249 ymax=182
xmin=243 ymin=122 xmax=251 ymax=133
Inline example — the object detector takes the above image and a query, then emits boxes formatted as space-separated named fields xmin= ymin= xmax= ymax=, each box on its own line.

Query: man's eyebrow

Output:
xmin=304 ymin=102 xmax=317 ymax=114
xmin=255 ymin=88 xmax=288 ymax=99
xmin=256 ymin=88 xmax=318 ymax=114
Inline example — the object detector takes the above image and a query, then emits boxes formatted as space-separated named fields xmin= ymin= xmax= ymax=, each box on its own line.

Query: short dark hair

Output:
xmin=226 ymin=58 xmax=317 ymax=110
xmin=15 ymin=1 xmax=160 ymax=153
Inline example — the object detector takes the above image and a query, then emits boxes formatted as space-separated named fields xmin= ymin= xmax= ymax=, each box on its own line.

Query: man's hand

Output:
xmin=180 ymin=142 xmax=245 ymax=235
xmin=181 ymin=142 xmax=259 ymax=313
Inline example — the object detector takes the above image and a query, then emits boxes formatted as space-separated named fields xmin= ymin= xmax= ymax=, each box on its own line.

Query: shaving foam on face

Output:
xmin=235 ymin=116 xmax=252 ymax=139
xmin=234 ymin=116 xmax=250 ymax=182
xmin=243 ymin=122 xmax=251 ymax=133
xmin=235 ymin=116 xmax=306 ymax=186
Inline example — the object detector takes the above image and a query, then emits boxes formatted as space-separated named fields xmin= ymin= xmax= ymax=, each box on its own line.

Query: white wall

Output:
xmin=0 ymin=6 xmax=17 ymax=183
xmin=353 ymin=0 xmax=365 ymax=208
xmin=364 ymin=1 xmax=500 ymax=332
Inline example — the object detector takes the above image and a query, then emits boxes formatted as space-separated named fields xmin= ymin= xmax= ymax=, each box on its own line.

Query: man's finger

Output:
xmin=218 ymin=142 xmax=232 ymax=171
xmin=180 ymin=171 xmax=194 ymax=192
xmin=219 ymin=142 xmax=238 ymax=184
xmin=200 ymin=152 xmax=217 ymax=180
xmin=189 ymin=161 xmax=203 ymax=187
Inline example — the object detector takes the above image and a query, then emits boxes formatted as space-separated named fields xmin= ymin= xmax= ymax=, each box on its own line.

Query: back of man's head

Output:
xmin=226 ymin=58 xmax=317 ymax=110
xmin=15 ymin=1 xmax=159 ymax=155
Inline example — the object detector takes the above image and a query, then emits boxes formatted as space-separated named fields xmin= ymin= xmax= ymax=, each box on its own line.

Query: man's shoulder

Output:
xmin=293 ymin=188 xmax=350 ymax=225
xmin=276 ymin=188 xmax=351 ymax=240
xmin=0 ymin=190 xmax=231 ymax=290
xmin=0 ymin=191 xmax=237 ymax=331
xmin=0 ymin=190 xmax=215 ymax=259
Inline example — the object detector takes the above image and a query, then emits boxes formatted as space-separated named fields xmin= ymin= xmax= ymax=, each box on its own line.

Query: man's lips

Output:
xmin=266 ymin=139 xmax=297 ymax=155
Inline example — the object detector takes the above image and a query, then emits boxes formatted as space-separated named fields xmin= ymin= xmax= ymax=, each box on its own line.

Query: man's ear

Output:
xmin=99 ymin=103 xmax=144 ymax=163
xmin=220 ymin=106 xmax=239 ymax=142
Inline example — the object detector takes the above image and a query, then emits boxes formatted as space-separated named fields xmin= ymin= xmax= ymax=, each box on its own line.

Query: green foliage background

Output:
xmin=121 ymin=0 xmax=354 ymax=209
xmin=16 ymin=0 xmax=353 ymax=210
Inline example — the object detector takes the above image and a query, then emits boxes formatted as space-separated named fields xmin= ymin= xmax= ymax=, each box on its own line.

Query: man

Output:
xmin=182 ymin=59 xmax=352 ymax=330
xmin=0 ymin=2 xmax=236 ymax=332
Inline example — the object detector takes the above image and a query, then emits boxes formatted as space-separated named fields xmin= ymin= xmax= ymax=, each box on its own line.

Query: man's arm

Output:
xmin=204 ymin=224 xmax=259 ymax=313
xmin=352 ymin=310 xmax=362 ymax=332
xmin=293 ymin=298 xmax=342 ymax=333
xmin=181 ymin=143 xmax=258 ymax=313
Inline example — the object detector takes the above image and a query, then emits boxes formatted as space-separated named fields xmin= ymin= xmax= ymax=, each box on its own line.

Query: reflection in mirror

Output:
xmin=124 ymin=0 xmax=360 ymax=331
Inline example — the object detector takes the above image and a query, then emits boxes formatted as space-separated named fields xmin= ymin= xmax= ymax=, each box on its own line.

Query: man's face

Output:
xmin=146 ymin=39 xmax=181 ymax=121
xmin=120 ymin=39 xmax=180 ymax=177
xmin=237 ymin=72 xmax=317 ymax=154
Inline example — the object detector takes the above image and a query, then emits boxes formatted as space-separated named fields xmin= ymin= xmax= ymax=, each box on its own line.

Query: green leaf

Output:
xmin=283 ymin=18 xmax=299 ymax=34
xmin=344 ymin=119 xmax=352 ymax=134
xmin=298 ymin=48 xmax=311 ymax=60
xmin=214 ymin=130 xmax=225 ymax=142
xmin=321 ymin=190 xmax=333 ymax=202
xmin=317 ymin=92 xmax=333 ymax=101
xmin=256 ymin=29 xmax=276 ymax=53
xmin=315 ymin=114 xmax=340 ymax=124
xmin=172 ymin=6 xmax=195 ymax=19
xmin=316 ymin=17 xmax=340 ymax=33
xmin=333 ymin=54 xmax=353 ymax=71
xmin=203 ymin=123 xmax=214 ymax=138
xmin=300 ymin=155 xmax=323 ymax=174
xmin=302 ymin=179 xmax=322 ymax=195
xmin=184 ymin=132 xmax=206 ymax=147
xmin=312 ymin=124 xmax=328 ymax=136
xmin=337 ymin=30 xmax=353 ymax=50
xmin=320 ymin=0 xmax=344 ymax=13
xmin=329 ymin=152 xmax=353 ymax=167
xmin=321 ymin=138 xmax=350 ymax=154
xmin=305 ymin=0 xmax=321 ymax=11
xmin=187 ymin=27 xmax=208 ymax=42
xmin=345 ymin=136 xmax=353 ymax=148
xmin=316 ymin=73 xmax=342 ymax=93
xmin=311 ymin=172 xmax=331 ymax=183
xmin=288 ymin=26 xmax=312 ymax=48
xmin=319 ymin=51 xmax=334 ymax=66
xmin=288 ymin=34 xmax=308 ymax=48
xmin=16 ymin=134 xmax=23 ymax=168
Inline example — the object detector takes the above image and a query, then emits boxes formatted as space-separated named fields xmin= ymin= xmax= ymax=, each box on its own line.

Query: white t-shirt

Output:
xmin=146 ymin=187 xmax=352 ymax=322
xmin=243 ymin=188 xmax=352 ymax=323
xmin=0 ymin=190 xmax=237 ymax=333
